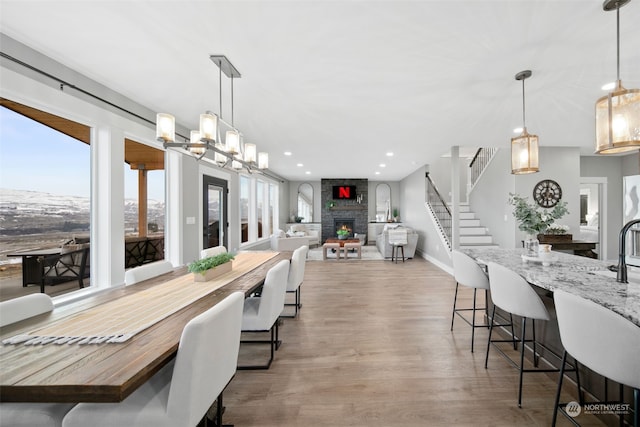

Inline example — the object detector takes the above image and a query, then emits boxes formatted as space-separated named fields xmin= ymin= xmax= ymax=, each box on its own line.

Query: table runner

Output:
xmin=3 ymin=251 xmax=278 ymax=346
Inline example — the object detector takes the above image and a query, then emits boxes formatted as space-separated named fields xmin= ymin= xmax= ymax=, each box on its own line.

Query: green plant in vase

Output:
xmin=336 ymin=228 xmax=349 ymax=240
xmin=188 ymin=252 xmax=235 ymax=282
xmin=508 ymin=193 xmax=568 ymax=255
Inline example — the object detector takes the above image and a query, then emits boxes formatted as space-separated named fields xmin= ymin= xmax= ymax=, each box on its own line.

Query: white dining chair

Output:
xmin=238 ymin=259 xmax=289 ymax=370
xmin=200 ymin=245 xmax=227 ymax=259
xmin=62 ymin=291 xmax=245 ymax=427
xmin=0 ymin=293 xmax=54 ymax=327
xmin=552 ymin=290 xmax=640 ymax=426
xmin=0 ymin=293 xmax=76 ymax=426
xmin=124 ymin=260 xmax=174 ymax=286
xmin=485 ymin=262 xmax=569 ymax=408
xmin=450 ymin=250 xmax=490 ymax=352
xmin=281 ymin=245 xmax=308 ymax=318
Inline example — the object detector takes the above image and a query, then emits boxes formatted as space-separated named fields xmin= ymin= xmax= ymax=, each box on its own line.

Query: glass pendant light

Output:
xmin=595 ymin=0 xmax=640 ymax=154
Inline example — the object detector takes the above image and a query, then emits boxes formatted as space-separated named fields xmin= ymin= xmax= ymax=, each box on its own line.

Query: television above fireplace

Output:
xmin=333 ymin=185 xmax=357 ymax=200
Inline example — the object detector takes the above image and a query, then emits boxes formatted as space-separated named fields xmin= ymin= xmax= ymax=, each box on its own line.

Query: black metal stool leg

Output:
xmin=518 ymin=317 xmax=527 ymax=407
xmin=450 ymin=282 xmax=460 ymax=331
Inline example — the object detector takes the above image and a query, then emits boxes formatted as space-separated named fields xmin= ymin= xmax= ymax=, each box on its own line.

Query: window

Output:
xmin=0 ymin=103 xmax=91 ymax=299
xmin=240 ymin=175 xmax=250 ymax=243
xmin=239 ymin=175 xmax=279 ymax=246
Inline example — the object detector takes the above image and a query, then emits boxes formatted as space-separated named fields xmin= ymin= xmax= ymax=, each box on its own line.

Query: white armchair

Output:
xmin=288 ymin=224 xmax=320 ymax=247
xmin=270 ymin=229 xmax=310 ymax=251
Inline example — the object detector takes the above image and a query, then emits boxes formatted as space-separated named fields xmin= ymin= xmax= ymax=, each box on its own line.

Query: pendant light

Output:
xmin=511 ymin=70 xmax=539 ymax=174
xmin=595 ymin=0 xmax=640 ymax=154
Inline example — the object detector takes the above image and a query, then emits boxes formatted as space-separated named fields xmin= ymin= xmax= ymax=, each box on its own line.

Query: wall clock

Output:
xmin=533 ymin=179 xmax=562 ymax=208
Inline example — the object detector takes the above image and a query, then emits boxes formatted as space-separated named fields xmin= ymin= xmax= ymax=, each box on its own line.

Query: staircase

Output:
xmin=458 ymin=203 xmax=497 ymax=249
xmin=426 ymin=171 xmax=497 ymax=251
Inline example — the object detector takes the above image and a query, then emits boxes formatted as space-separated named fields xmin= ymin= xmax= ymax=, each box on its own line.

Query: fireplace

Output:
xmin=334 ymin=219 xmax=355 ymax=238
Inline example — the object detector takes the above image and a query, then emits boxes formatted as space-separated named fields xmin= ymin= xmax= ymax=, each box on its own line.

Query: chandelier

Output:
xmin=511 ymin=70 xmax=539 ymax=174
xmin=595 ymin=0 xmax=640 ymax=154
xmin=156 ymin=55 xmax=270 ymax=173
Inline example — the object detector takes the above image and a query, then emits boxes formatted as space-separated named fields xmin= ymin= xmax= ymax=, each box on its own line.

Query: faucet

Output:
xmin=617 ymin=219 xmax=640 ymax=283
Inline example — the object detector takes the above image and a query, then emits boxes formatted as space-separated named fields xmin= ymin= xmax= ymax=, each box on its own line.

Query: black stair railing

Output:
xmin=426 ymin=172 xmax=452 ymax=246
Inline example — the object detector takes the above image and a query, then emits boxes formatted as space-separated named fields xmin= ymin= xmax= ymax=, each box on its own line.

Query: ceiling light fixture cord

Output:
xmin=219 ymin=59 xmax=223 ymax=118
xmin=231 ymin=75 xmax=234 ymax=126
xmin=522 ymin=77 xmax=526 ymax=128
xmin=616 ymin=3 xmax=620 ymax=82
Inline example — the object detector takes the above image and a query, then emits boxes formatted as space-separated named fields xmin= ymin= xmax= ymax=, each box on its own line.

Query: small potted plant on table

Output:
xmin=188 ymin=252 xmax=235 ymax=282
xmin=336 ymin=228 xmax=349 ymax=240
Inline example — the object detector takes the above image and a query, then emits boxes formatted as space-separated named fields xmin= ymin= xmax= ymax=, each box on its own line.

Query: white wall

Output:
xmin=399 ymin=166 xmax=452 ymax=271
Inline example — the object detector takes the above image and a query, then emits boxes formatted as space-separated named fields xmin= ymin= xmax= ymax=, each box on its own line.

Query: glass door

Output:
xmin=203 ymin=176 xmax=228 ymax=251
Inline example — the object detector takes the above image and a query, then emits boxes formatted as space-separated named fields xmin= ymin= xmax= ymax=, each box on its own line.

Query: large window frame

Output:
xmin=239 ymin=173 xmax=279 ymax=246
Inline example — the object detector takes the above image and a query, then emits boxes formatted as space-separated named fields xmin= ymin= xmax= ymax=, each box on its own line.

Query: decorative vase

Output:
xmin=338 ymin=234 xmax=347 ymax=240
xmin=193 ymin=261 xmax=233 ymax=282
xmin=524 ymin=234 xmax=539 ymax=256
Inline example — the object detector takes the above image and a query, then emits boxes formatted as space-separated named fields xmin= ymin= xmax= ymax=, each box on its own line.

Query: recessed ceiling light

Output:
xmin=379 ymin=163 xmax=386 ymax=168
xmin=386 ymin=152 xmax=394 ymax=157
xmin=284 ymin=151 xmax=292 ymax=156
xmin=375 ymin=171 xmax=381 ymax=175
xmin=297 ymin=163 xmax=303 ymax=167
xmin=513 ymin=127 xmax=523 ymax=134
xmin=601 ymin=81 xmax=616 ymax=90
xmin=305 ymin=171 xmax=311 ymax=175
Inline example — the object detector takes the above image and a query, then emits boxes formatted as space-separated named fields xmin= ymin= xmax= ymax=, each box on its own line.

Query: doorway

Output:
xmin=579 ymin=177 xmax=607 ymax=260
xmin=203 ymin=176 xmax=228 ymax=251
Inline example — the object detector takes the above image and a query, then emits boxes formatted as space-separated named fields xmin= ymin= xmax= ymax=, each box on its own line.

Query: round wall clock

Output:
xmin=533 ymin=179 xmax=562 ymax=208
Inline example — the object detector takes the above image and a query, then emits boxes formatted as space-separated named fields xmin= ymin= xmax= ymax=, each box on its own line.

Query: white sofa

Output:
xmin=288 ymin=224 xmax=320 ymax=247
xmin=376 ymin=226 xmax=419 ymax=259
xmin=270 ymin=229 xmax=310 ymax=251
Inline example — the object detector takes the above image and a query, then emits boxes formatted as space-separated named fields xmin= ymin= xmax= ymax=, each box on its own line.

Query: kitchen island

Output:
xmin=462 ymin=247 xmax=640 ymax=327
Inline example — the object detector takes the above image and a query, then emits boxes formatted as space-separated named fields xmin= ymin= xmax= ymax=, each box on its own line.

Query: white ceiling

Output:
xmin=1 ymin=0 xmax=639 ymax=181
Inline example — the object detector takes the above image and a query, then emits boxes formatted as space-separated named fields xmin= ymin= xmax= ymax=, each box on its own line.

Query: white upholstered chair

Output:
xmin=388 ymin=228 xmax=408 ymax=263
xmin=0 ymin=294 xmax=76 ymax=426
xmin=552 ymin=290 xmax=640 ymax=426
xmin=238 ymin=259 xmax=289 ymax=370
xmin=62 ymin=291 xmax=245 ymax=427
xmin=124 ymin=260 xmax=174 ymax=286
xmin=450 ymin=250 xmax=490 ymax=352
xmin=200 ymin=245 xmax=227 ymax=259
xmin=281 ymin=245 xmax=308 ymax=318
xmin=485 ymin=262 xmax=562 ymax=408
xmin=0 ymin=293 xmax=54 ymax=327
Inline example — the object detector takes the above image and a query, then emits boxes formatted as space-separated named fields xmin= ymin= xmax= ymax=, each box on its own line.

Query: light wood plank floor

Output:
xmin=226 ymin=258 xmax=607 ymax=427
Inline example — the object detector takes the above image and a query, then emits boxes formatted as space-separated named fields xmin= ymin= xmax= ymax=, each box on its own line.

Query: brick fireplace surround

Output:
xmin=321 ymin=179 xmax=368 ymax=242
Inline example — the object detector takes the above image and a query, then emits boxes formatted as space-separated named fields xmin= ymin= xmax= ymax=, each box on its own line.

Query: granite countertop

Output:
xmin=462 ymin=247 xmax=640 ymax=327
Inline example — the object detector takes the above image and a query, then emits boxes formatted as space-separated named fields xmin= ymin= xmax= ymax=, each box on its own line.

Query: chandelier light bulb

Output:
xmin=155 ymin=113 xmax=175 ymax=143
xmin=199 ymin=113 xmax=218 ymax=142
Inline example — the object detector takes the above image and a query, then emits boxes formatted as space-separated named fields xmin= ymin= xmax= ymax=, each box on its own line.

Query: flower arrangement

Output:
xmin=509 ymin=193 xmax=569 ymax=235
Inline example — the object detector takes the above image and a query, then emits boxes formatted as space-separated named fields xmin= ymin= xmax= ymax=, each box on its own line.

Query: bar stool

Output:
xmin=552 ymin=290 xmax=640 ymax=427
xmin=450 ymin=250 xmax=490 ymax=352
xmin=388 ymin=228 xmax=407 ymax=263
xmin=485 ymin=262 xmax=570 ymax=407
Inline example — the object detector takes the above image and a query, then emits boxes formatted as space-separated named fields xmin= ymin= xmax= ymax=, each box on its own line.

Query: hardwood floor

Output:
xmin=226 ymin=258 xmax=606 ymax=426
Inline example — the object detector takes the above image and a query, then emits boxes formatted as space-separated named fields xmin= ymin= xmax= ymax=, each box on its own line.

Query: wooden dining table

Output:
xmin=0 ymin=250 xmax=290 ymax=403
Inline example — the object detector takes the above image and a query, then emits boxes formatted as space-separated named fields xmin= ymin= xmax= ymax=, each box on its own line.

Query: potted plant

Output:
xmin=336 ymin=228 xmax=349 ymax=240
xmin=393 ymin=208 xmax=399 ymax=222
xmin=188 ymin=252 xmax=235 ymax=282
xmin=509 ymin=193 xmax=569 ymax=254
